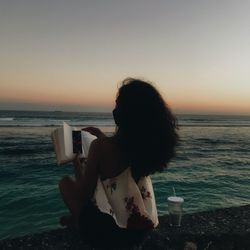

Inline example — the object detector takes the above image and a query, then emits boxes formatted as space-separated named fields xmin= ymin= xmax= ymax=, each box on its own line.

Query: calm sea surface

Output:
xmin=0 ymin=110 xmax=249 ymax=239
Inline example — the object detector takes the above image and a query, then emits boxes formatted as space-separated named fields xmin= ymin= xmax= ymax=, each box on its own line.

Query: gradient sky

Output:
xmin=1 ymin=0 xmax=250 ymax=114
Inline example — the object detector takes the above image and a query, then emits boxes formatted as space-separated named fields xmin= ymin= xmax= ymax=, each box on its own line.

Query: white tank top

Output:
xmin=92 ymin=167 xmax=159 ymax=230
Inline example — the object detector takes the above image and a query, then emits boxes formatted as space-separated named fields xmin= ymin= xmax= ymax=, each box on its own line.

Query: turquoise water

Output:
xmin=0 ymin=111 xmax=250 ymax=239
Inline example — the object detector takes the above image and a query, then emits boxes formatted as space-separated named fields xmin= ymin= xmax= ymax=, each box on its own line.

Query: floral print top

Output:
xmin=92 ymin=167 xmax=159 ymax=230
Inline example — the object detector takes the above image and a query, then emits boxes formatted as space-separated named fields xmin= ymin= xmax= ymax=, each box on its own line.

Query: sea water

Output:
xmin=0 ymin=111 xmax=250 ymax=239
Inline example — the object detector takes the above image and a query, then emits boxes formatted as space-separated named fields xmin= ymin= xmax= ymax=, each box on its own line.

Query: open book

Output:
xmin=51 ymin=122 xmax=96 ymax=165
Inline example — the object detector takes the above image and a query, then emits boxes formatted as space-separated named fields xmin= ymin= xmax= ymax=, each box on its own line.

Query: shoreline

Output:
xmin=1 ymin=205 xmax=249 ymax=249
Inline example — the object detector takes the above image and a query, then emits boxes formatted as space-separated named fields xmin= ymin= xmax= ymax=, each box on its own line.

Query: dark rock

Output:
xmin=0 ymin=205 xmax=249 ymax=250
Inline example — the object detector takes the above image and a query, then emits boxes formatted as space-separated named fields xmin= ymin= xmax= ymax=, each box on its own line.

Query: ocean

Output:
xmin=0 ymin=110 xmax=249 ymax=240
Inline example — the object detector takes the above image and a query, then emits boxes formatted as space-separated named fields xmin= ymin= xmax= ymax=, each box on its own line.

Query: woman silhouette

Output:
xmin=59 ymin=78 xmax=179 ymax=247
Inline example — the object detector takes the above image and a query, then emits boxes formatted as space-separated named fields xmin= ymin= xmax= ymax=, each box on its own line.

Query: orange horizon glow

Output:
xmin=1 ymin=76 xmax=250 ymax=114
xmin=1 ymin=79 xmax=250 ymax=114
xmin=1 ymin=85 xmax=250 ymax=115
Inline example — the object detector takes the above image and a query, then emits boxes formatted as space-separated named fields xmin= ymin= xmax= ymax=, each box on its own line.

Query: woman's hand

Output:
xmin=82 ymin=127 xmax=106 ymax=138
xmin=73 ymin=155 xmax=86 ymax=167
xmin=73 ymin=155 xmax=86 ymax=181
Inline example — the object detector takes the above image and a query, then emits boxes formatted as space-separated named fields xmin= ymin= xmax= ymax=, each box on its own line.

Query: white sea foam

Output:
xmin=0 ymin=117 xmax=14 ymax=121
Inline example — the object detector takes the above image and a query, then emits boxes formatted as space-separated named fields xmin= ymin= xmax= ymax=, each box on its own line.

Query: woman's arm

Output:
xmin=82 ymin=127 xmax=106 ymax=138
xmin=73 ymin=139 xmax=100 ymax=206
xmin=73 ymin=157 xmax=86 ymax=182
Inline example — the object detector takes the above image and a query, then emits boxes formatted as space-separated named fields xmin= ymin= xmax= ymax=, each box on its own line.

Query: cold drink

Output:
xmin=167 ymin=196 xmax=184 ymax=226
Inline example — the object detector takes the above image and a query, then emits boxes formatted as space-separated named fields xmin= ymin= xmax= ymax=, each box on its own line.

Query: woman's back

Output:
xmin=77 ymin=137 xmax=158 ymax=246
xmin=97 ymin=136 xmax=129 ymax=181
xmin=93 ymin=137 xmax=158 ymax=229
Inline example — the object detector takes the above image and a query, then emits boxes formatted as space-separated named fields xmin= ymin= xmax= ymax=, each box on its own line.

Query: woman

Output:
xmin=59 ymin=78 xmax=178 ymax=247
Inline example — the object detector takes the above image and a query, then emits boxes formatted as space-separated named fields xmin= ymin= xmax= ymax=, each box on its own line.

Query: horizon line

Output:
xmin=0 ymin=109 xmax=250 ymax=117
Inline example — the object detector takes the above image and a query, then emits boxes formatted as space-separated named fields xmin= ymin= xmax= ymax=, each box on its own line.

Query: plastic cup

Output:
xmin=167 ymin=196 xmax=184 ymax=226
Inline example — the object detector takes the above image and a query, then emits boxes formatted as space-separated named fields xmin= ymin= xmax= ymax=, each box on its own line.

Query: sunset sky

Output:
xmin=1 ymin=0 xmax=250 ymax=114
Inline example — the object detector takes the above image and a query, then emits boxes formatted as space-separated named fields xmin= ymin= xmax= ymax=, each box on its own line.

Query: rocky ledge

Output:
xmin=0 ymin=205 xmax=249 ymax=250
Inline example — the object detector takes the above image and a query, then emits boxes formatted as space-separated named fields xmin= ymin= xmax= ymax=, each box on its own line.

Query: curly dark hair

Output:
xmin=113 ymin=78 xmax=179 ymax=178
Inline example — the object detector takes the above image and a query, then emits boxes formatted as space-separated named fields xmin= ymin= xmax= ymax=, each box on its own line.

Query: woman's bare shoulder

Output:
xmin=91 ymin=136 xmax=117 ymax=159
xmin=96 ymin=136 xmax=126 ymax=178
xmin=95 ymin=136 xmax=116 ymax=147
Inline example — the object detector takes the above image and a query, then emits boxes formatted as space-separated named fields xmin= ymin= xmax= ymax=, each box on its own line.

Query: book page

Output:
xmin=63 ymin=122 xmax=74 ymax=159
xmin=51 ymin=127 xmax=68 ymax=165
xmin=58 ymin=127 xmax=68 ymax=163
xmin=81 ymin=131 xmax=97 ymax=157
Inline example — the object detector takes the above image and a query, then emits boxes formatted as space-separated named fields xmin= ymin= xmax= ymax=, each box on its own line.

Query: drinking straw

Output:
xmin=172 ymin=187 xmax=176 ymax=196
